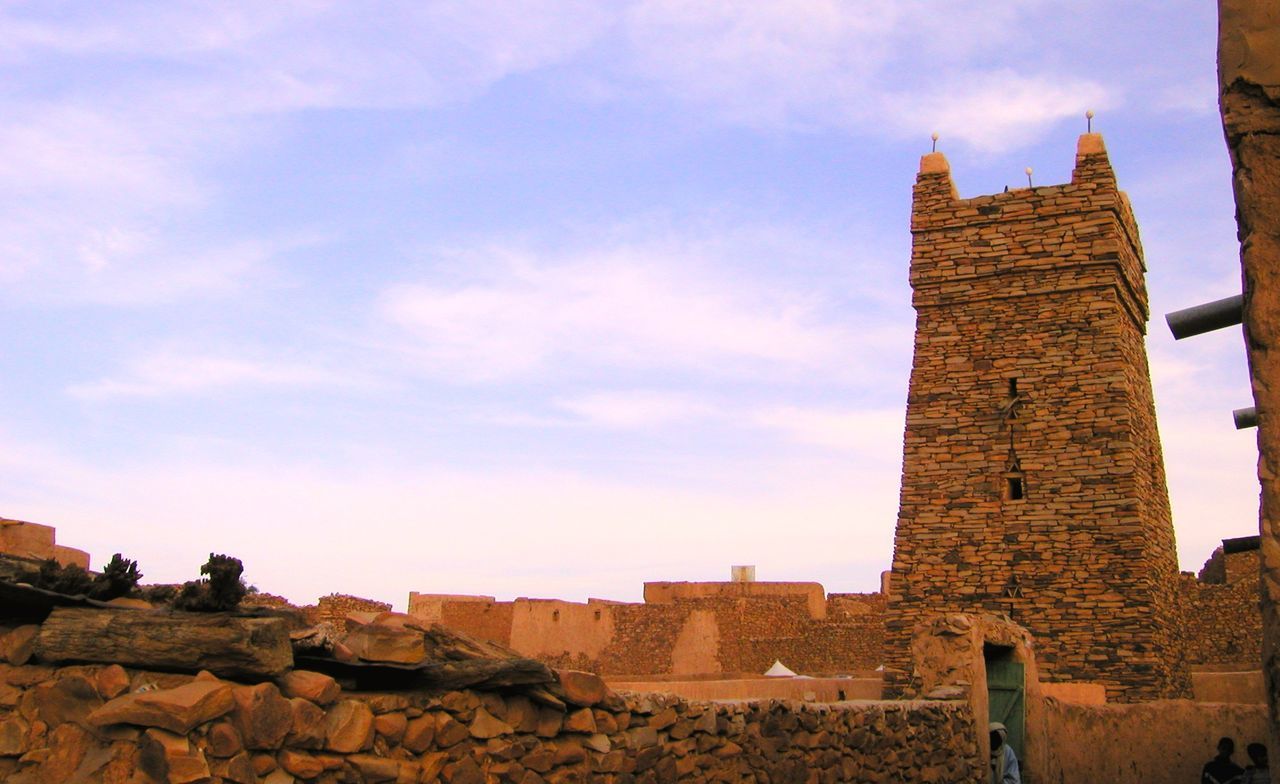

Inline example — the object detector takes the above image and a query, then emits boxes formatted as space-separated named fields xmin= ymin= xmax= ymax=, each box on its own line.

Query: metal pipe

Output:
xmin=1165 ymin=294 xmax=1243 ymax=339
xmin=1234 ymin=406 xmax=1258 ymax=430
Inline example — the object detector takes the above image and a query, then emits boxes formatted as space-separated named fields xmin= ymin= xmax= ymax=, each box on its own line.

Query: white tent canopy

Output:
xmin=763 ymin=660 xmax=798 ymax=677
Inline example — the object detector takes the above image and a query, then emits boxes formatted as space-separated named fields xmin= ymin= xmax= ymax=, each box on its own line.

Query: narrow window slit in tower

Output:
xmin=1002 ymin=377 xmax=1020 ymax=419
xmin=1006 ymin=475 xmax=1025 ymax=501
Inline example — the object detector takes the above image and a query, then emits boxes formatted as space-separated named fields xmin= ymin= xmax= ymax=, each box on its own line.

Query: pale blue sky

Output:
xmin=0 ymin=1 xmax=1255 ymax=607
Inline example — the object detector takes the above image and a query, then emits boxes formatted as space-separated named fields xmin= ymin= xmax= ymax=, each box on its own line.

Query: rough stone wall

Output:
xmin=1218 ymin=0 xmax=1280 ymax=750
xmin=711 ymin=596 xmax=882 ymax=676
xmin=643 ymin=582 xmax=828 ymax=619
xmin=407 ymin=594 xmax=496 ymax=626
xmin=307 ymin=595 xmax=393 ymax=629
xmin=606 ymin=677 xmax=885 ymax=703
xmin=0 ymin=661 xmax=982 ymax=784
xmin=444 ymin=601 xmax=515 ymax=649
xmin=411 ymin=586 xmax=886 ymax=678
xmin=239 ymin=593 xmax=298 ymax=611
xmin=885 ymin=137 xmax=1189 ymax=702
xmin=1181 ymin=545 xmax=1264 ymax=669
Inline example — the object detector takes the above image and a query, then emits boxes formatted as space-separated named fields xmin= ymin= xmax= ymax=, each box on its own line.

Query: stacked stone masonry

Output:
xmin=885 ymin=135 xmax=1190 ymax=702
xmin=409 ymin=584 xmax=885 ymax=678
xmin=1217 ymin=0 xmax=1280 ymax=750
xmin=1180 ymin=542 xmax=1264 ymax=669
xmin=0 ymin=659 xmax=980 ymax=784
xmin=412 ymin=563 xmax=1263 ymax=682
xmin=307 ymin=596 xmax=394 ymax=630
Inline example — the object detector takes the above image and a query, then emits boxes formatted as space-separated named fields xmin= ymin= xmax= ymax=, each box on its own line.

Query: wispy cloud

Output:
xmin=619 ymin=0 xmax=1109 ymax=149
xmin=753 ymin=406 xmax=904 ymax=453
xmin=378 ymin=243 xmax=866 ymax=382
xmin=554 ymin=391 xmax=716 ymax=429
xmin=550 ymin=390 xmax=906 ymax=458
xmin=67 ymin=349 xmax=349 ymax=400
xmin=0 ymin=3 xmax=610 ymax=113
xmin=883 ymin=71 xmax=1112 ymax=153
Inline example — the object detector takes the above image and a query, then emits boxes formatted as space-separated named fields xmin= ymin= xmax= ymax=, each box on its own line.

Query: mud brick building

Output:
xmin=409 ymin=580 xmax=886 ymax=677
xmin=884 ymin=134 xmax=1191 ymax=702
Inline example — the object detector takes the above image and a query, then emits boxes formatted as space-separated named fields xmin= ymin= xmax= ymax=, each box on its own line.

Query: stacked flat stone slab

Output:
xmin=884 ymin=135 xmax=1190 ymax=702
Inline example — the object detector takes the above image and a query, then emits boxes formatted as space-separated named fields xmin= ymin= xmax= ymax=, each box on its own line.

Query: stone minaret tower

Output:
xmin=884 ymin=135 xmax=1189 ymax=702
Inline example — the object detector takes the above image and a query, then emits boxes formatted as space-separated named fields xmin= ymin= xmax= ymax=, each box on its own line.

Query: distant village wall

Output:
xmin=1180 ymin=540 xmax=1264 ymax=670
xmin=409 ymin=583 xmax=885 ymax=678
xmin=3 ymin=517 xmax=1265 ymax=686
xmin=0 ymin=518 xmax=89 ymax=570
xmin=307 ymin=594 xmax=393 ymax=629
xmin=411 ymin=556 xmax=1267 ymax=684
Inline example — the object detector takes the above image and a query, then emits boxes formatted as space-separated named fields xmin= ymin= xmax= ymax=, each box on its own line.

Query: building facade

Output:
xmin=884 ymin=135 xmax=1190 ymax=701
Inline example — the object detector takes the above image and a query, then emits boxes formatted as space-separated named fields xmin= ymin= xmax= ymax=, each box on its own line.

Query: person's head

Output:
xmin=1247 ymin=743 xmax=1268 ymax=768
xmin=989 ymin=722 xmax=1007 ymax=753
xmin=1219 ymin=737 xmax=1236 ymax=758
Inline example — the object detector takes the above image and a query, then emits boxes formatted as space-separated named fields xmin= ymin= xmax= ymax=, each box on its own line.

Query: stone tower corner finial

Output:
xmin=915 ymin=149 xmax=958 ymax=207
xmin=1077 ymin=132 xmax=1107 ymax=157
xmin=1071 ymin=132 xmax=1115 ymax=185
xmin=919 ymin=151 xmax=950 ymax=175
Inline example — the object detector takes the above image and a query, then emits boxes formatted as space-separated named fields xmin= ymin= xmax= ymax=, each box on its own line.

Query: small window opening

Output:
xmin=552 ymin=610 xmax=560 ymax=621
xmin=1006 ymin=475 xmax=1025 ymax=501
xmin=1005 ymin=378 xmax=1020 ymax=419
xmin=594 ymin=610 xmax=602 ymax=621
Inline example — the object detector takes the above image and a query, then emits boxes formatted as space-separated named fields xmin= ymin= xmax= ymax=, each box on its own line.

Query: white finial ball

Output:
xmin=931 ymin=131 xmax=939 ymax=141
xmin=1025 ymin=167 xmax=1033 ymax=175
xmin=1086 ymin=109 xmax=1094 ymax=119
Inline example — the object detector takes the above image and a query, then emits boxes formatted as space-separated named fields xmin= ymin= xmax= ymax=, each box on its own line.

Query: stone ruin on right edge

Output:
xmin=884 ymin=133 xmax=1191 ymax=704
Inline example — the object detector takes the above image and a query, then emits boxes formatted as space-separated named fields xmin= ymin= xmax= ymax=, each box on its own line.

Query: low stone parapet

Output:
xmin=0 ymin=656 xmax=982 ymax=783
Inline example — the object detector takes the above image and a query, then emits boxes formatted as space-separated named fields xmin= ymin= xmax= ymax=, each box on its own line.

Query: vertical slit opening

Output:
xmin=1006 ymin=476 xmax=1025 ymax=501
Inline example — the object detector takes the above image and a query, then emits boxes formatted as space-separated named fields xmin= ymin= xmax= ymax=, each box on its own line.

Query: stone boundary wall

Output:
xmin=1192 ymin=671 xmax=1265 ymax=704
xmin=1180 ymin=546 xmax=1263 ymax=669
xmin=606 ymin=677 xmax=883 ymax=703
xmin=307 ymin=595 xmax=393 ymax=630
xmin=1031 ymin=698 xmax=1269 ymax=783
xmin=0 ymin=661 xmax=981 ymax=784
xmin=409 ymin=585 xmax=885 ymax=677
xmin=642 ymin=583 xmax=827 ymax=619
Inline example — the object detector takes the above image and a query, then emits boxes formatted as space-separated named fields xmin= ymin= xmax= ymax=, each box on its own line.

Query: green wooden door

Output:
xmin=987 ymin=659 xmax=1025 ymax=762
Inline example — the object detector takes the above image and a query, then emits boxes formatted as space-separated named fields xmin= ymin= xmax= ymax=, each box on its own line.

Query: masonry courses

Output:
xmin=883 ymin=134 xmax=1191 ymax=702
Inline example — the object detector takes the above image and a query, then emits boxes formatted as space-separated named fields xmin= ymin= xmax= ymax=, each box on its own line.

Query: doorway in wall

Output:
xmin=985 ymin=643 xmax=1026 ymax=762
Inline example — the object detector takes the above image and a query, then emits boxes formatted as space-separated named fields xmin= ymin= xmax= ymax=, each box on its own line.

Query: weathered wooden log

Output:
xmin=36 ymin=607 xmax=293 ymax=679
